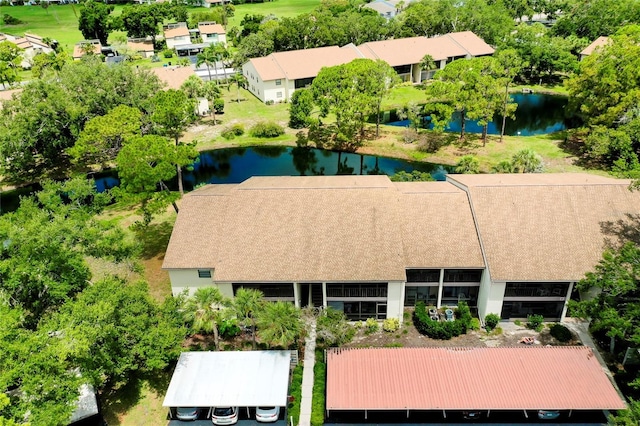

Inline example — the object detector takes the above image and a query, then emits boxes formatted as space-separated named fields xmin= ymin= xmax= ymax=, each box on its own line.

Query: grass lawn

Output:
xmin=227 ymin=0 xmax=320 ymax=27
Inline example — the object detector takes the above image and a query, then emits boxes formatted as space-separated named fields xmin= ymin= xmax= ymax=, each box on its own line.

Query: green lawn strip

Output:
xmin=227 ymin=0 xmax=320 ymax=28
xmin=288 ymin=364 xmax=304 ymax=426
xmin=311 ymin=350 xmax=326 ymax=426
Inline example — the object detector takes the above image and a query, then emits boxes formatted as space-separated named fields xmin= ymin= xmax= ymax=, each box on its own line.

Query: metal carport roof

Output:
xmin=326 ymin=347 xmax=626 ymax=411
xmin=163 ymin=351 xmax=291 ymax=408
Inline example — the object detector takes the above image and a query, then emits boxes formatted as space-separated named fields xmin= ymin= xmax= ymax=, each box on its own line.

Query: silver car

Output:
xmin=176 ymin=407 xmax=201 ymax=421
xmin=211 ymin=407 xmax=239 ymax=425
xmin=256 ymin=406 xmax=280 ymax=423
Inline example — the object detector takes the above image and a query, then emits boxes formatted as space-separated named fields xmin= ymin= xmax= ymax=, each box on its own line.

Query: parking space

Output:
xmin=168 ymin=407 xmax=287 ymax=426
xmin=326 ymin=409 xmax=608 ymax=424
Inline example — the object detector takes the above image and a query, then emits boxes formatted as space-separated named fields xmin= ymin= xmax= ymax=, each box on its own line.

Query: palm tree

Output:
xmin=228 ymin=73 xmax=247 ymax=103
xmin=232 ymin=288 xmax=264 ymax=349
xmin=455 ymin=155 xmax=480 ymax=174
xmin=511 ymin=148 xmax=543 ymax=173
xmin=180 ymin=74 xmax=204 ymax=100
xmin=256 ymin=301 xmax=302 ymax=349
xmin=419 ymin=54 xmax=437 ymax=82
xmin=183 ymin=287 xmax=228 ymax=350
xmin=202 ymin=81 xmax=221 ymax=124
xmin=197 ymin=44 xmax=219 ymax=84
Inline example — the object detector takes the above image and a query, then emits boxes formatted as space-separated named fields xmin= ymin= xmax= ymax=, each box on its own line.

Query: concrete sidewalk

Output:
xmin=298 ymin=319 xmax=316 ymax=426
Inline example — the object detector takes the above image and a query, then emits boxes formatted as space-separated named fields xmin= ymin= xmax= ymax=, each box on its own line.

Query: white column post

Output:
xmin=437 ymin=269 xmax=445 ymax=308
xmin=322 ymin=282 xmax=327 ymax=307
xmin=560 ymin=282 xmax=574 ymax=321
xmin=293 ymin=282 xmax=300 ymax=308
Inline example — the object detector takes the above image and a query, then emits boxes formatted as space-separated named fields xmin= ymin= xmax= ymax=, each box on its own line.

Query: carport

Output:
xmin=163 ymin=350 xmax=291 ymax=424
xmin=326 ymin=347 xmax=626 ymax=424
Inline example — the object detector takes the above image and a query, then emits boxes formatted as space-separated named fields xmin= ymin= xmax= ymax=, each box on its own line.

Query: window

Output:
xmin=198 ymin=269 xmax=211 ymax=278
xmin=275 ymin=79 xmax=282 ymax=86
xmin=294 ymin=77 xmax=314 ymax=89
xmin=276 ymin=92 xmax=282 ymax=98
xmin=443 ymin=269 xmax=482 ymax=283
xmin=406 ymin=269 xmax=440 ymax=283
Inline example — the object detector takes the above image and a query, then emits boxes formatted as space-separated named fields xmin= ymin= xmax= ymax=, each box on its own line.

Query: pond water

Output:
xmin=1 ymin=147 xmax=450 ymax=213
xmin=387 ymin=93 xmax=569 ymax=136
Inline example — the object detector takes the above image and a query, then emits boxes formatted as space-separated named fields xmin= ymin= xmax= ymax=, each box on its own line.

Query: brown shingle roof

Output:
xmin=580 ymin=36 xmax=610 ymax=56
xmin=448 ymin=173 xmax=640 ymax=281
xmin=127 ymin=39 xmax=154 ymax=53
xmin=358 ymin=36 xmax=465 ymax=65
xmin=151 ymin=66 xmax=196 ymax=90
xmin=72 ymin=41 xmax=102 ymax=59
xmin=162 ymin=176 xmax=483 ymax=281
xmin=326 ymin=347 xmax=626 ymax=410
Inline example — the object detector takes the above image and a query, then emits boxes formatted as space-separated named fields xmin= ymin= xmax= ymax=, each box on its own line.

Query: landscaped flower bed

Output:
xmin=413 ymin=301 xmax=473 ymax=340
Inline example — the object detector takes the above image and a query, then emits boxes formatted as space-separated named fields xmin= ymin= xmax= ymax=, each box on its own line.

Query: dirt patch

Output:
xmin=342 ymin=310 xmax=583 ymax=349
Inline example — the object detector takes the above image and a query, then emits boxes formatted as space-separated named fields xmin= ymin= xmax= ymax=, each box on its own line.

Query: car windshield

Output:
xmin=258 ymin=407 xmax=275 ymax=411
xmin=177 ymin=407 xmax=197 ymax=414
xmin=214 ymin=407 xmax=235 ymax=416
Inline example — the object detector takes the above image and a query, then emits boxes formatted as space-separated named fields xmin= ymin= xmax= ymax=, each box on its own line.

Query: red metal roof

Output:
xmin=326 ymin=347 xmax=626 ymax=411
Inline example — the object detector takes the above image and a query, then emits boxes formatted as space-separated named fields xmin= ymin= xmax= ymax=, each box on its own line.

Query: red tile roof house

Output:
xmin=198 ymin=22 xmax=227 ymax=46
xmin=163 ymin=23 xmax=191 ymax=49
xmin=0 ymin=32 xmax=54 ymax=68
xmin=162 ymin=173 xmax=640 ymax=323
xmin=326 ymin=347 xmax=626 ymax=420
xmin=241 ymin=31 xmax=494 ymax=104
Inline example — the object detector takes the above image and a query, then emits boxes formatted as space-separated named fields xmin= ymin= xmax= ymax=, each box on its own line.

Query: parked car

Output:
xmin=256 ymin=406 xmax=280 ymax=423
xmin=176 ymin=407 xmax=201 ymax=421
xmin=462 ymin=411 xmax=482 ymax=420
xmin=537 ymin=410 xmax=560 ymax=420
xmin=212 ymin=407 xmax=239 ymax=425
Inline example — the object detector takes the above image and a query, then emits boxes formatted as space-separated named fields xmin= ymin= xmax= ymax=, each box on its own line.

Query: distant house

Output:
xmin=243 ymin=44 xmax=362 ymax=104
xmin=198 ymin=22 xmax=227 ymax=46
xmin=363 ymin=0 xmax=413 ymax=19
xmin=242 ymin=31 xmax=494 ymax=103
xmin=151 ymin=66 xmax=209 ymax=115
xmin=72 ymin=40 xmax=102 ymax=60
xmin=580 ymin=36 xmax=610 ymax=61
xmin=203 ymin=0 xmax=231 ymax=7
xmin=163 ymin=23 xmax=191 ymax=49
xmin=0 ymin=32 xmax=54 ymax=68
xmin=127 ymin=38 xmax=154 ymax=58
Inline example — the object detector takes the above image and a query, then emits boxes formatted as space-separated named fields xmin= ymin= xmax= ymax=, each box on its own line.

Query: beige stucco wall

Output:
xmin=387 ymin=281 xmax=405 ymax=321
xmin=168 ymin=269 xmax=213 ymax=296
xmin=167 ymin=36 xmax=190 ymax=49
xmin=243 ymin=61 xmax=266 ymax=103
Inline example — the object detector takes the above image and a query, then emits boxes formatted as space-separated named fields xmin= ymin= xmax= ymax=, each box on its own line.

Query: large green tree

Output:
xmin=553 ymin=0 xmax=640 ymax=40
xmin=69 ymin=105 xmax=143 ymax=167
xmin=0 ymin=41 xmax=22 ymax=89
xmin=566 ymin=26 xmax=640 ymax=127
xmin=115 ymin=134 xmax=197 ymax=226
xmin=0 ymin=58 xmax=161 ymax=181
xmin=0 ymin=178 xmax=136 ymax=327
xmin=150 ymin=90 xmax=197 ymax=195
xmin=43 ymin=277 xmax=186 ymax=390
xmin=78 ymin=0 xmax=115 ymax=45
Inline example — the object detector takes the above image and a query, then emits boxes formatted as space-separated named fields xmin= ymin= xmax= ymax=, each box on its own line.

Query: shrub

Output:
xmin=354 ymin=321 xmax=363 ymax=329
xmin=514 ymin=319 xmax=522 ymax=326
xmin=213 ymin=98 xmax=224 ymax=114
xmin=527 ymin=314 xmax=544 ymax=332
xmin=484 ymin=313 xmax=500 ymax=332
xmin=221 ymin=124 xmax=244 ymax=140
xmin=382 ymin=318 xmax=400 ymax=332
xmin=413 ymin=302 xmax=469 ymax=340
xmin=311 ymin=351 xmax=326 ymax=426
xmin=250 ymin=121 xmax=285 ymax=138
xmin=316 ymin=307 xmax=355 ymax=347
xmin=469 ymin=317 xmax=481 ymax=331
xmin=401 ymin=128 xmax=421 ymax=144
xmin=219 ymin=318 xmax=240 ymax=338
xmin=550 ymin=323 xmax=573 ymax=342
xmin=162 ymin=49 xmax=174 ymax=58
xmin=288 ymin=364 xmax=303 ymax=425
xmin=3 ymin=14 xmax=24 ymax=25
xmin=364 ymin=318 xmax=379 ymax=334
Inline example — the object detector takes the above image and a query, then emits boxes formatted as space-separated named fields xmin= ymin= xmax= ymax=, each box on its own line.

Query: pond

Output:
xmin=1 ymin=147 xmax=450 ymax=213
xmin=386 ymin=93 xmax=569 ymax=136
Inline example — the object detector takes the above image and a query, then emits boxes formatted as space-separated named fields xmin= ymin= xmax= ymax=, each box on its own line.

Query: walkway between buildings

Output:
xmin=299 ymin=318 xmax=316 ymax=426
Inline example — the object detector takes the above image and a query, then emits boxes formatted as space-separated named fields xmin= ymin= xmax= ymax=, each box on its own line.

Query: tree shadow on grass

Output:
xmin=135 ymin=221 xmax=174 ymax=260
xmin=144 ymin=369 xmax=174 ymax=398
xmin=100 ymin=377 xmax=144 ymax=426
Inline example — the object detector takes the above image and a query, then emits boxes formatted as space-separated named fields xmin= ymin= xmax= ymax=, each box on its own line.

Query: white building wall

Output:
xmin=243 ymin=61 xmax=266 ymax=103
xmin=166 ymin=36 xmax=190 ymax=49
xmin=482 ymin=281 xmax=506 ymax=322
xmin=168 ymin=269 xmax=214 ymax=296
xmin=387 ymin=281 xmax=404 ymax=321
xmin=476 ymin=268 xmax=492 ymax=319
